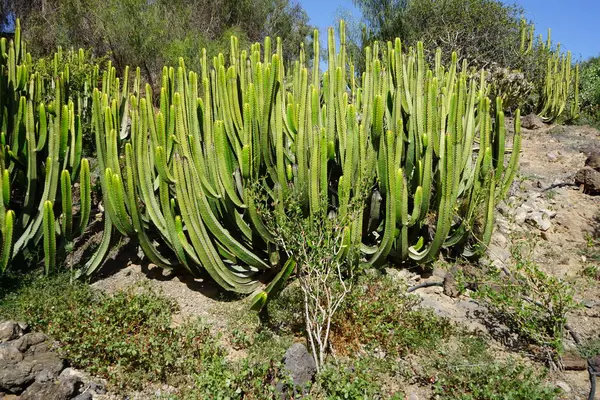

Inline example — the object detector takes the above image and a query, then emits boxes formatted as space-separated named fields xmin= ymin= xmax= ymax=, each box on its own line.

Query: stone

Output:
xmin=0 ymin=344 xmax=24 ymax=363
xmin=526 ymin=212 xmax=551 ymax=231
xmin=514 ymin=208 xmax=527 ymax=224
xmin=12 ymin=333 xmax=47 ymax=353
xmin=521 ymin=113 xmax=545 ymax=130
xmin=546 ymin=151 xmax=560 ymax=162
xmin=19 ymin=377 xmax=79 ymax=400
xmin=585 ymin=151 xmax=600 ymax=171
xmin=0 ymin=360 xmax=35 ymax=392
xmin=561 ymin=353 xmax=587 ymax=370
xmin=575 ymin=167 xmax=600 ymax=195
xmin=555 ymin=381 xmax=571 ymax=394
xmin=279 ymin=343 xmax=316 ymax=393
xmin=0 ymin=322 xmax=23 ymax=343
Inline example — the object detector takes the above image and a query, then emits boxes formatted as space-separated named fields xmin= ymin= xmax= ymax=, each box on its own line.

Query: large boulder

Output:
xmin=0 ymin=321 xmax=24 ymax=343
xmin=521 ymin=113 xmax=545 ymax=130
xmin=574 ymin=167 xmax=600 ymax=195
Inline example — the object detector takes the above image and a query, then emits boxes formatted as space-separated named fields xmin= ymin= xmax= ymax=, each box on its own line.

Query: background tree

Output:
xmin=0 ymin=0 xmax=313 ymax=87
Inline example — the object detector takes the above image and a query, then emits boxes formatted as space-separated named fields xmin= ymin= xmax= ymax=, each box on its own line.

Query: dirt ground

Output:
xmin=92 ymin=121 xmax=600 ymax=399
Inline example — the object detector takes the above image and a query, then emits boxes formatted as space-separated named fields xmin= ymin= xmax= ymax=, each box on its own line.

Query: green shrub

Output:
xmin=331 ymin=274 xmax=453 ymax=357
xmin=432 ymin=358 xmax=559 ymax=399
xmin=0 ymin=274 xmax=217 ymax=389
xmin=578 ymin=56 xmax=600 ymax=126
xmin=473 ymin=240 xmax=581 ymax=356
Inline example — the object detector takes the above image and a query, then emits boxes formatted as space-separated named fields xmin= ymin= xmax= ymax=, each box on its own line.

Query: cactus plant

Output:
xmin=85 ymin=21 xmax=521 ymax=309
xmin=0 ymin=20 xmax=94 ymax=274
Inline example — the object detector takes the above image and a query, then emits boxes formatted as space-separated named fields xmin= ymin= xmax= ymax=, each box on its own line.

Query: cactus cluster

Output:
xmin=0 ymin=20 xmax=92 ymax=273
xmin=520 ymin=22 xmax=580 ymax=122
xmin=83 ymin=22 xmax=520 ymax=306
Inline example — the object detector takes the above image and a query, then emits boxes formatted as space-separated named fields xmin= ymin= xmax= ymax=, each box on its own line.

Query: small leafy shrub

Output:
xmin=0 ymin=274 xmax=219 ymax=389
xmin=432 ymin=359 xmax=559 ymax=399
xmin=428 ymin=333 xmax=560 ymax=400
xmin=576 ymin=338 xmax=600 ymax=359
xmin=330 ymin=274 xmax=453 ymax=357
xmin=474 ymin=241 xmax=580 ymax=355
xmin=265 ymin=283 xmax=305 ymax=334
xmin=578 ymin=56 xmax=600 ymax=127
xmin=0 ymin=273 xmax=291 ymax=396
xmin=316 ymin=357 xmax=399 ymax=399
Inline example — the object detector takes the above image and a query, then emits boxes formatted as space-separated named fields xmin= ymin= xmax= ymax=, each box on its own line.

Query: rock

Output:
xmin=0 ymin=322 xmax=23 ymax=343
xmin=561 ymin=353 xmax=587 ymax=370
xmin=589 ymin=355 xmax=600 ymax=373
xmin=574 ymin=167 xmax=600 ymax=194
xmin=585 ymin=151 xmax=600 ymax=171
xmin=526 ymin=212 xmax=551 ymax=231
xmin=280 ymin=343 xmax=316 ymax=391
xmin=555 ymin=381 xmax=571 ymax=394
xmin=0 ymin=360 xmax=35 ymax=392
xmin=521 ymin=113 xmax=544 ymax=130
xmin=0 ymin=344 xmax=24 ymax=363
xmin=59 ymin=368 xmax=106 ymax=396
xmin=514 ymin=208 xmax=527 ymax=224
xmin=407 ymin=394 xmax=419 ymax=400
xmin=12 ymin=333 xmax=47 ymax=353
xmin=546 ymin=151 xmax=561 ymax=162
xmin=19 ymin=376 xmax=79 ymax=400
xmin=443 ymin=268 xmax=460 ymax=298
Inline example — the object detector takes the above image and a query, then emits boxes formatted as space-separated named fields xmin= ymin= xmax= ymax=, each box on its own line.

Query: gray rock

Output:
xmin=0 ymin=321 xmax=23 ymax=343
xmin=282 ymin=343 xmax=316 ymax=387
xmin=574 ymin=167 xmax=600 ymax=194
xmin=276 ymin=342 xmax=317 ymax=398
xmin=526 ymin=212 xmax=551 ymax=231
xmin=0 ymin=344 xmax=24 ymax=363
xmin=0 ymin=360 xmax=35 ymax=392
xmin=514 ymin=208 xmax=527 ymax=224
xmin=521 ymin=113 xmax=544 ymax=130
xmin=19 ymin=376 xmax=79 ymax=400
xmin=25 ymin=351 xmax=65 ymax=379
xmin=13 ymin=332 xmax=48 ymax=353
xmin=0 ymin=351 xmax=65 ymax=392
xmin=60 ymin=368 xmax=105 ymax=396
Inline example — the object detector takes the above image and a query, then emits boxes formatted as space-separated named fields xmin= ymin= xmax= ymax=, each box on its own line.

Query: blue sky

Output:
xmin=300 ymin=0 xmax=600 ymax=61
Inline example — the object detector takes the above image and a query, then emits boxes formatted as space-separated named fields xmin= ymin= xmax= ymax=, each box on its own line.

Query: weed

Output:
xmin=576 ymin=338 xmax=600 ymax=359
xmin=330 ymin=274 xmax=453 ymax=358
xmin=427 ymin=333 xmax=560 ymax=399
xmin=474 ymin=240 xmax=581 ymax=356
xmin=582 ymin=264 xmax=600 ymax=280
xmin=432 ymin=359 xmax=560 ymax=399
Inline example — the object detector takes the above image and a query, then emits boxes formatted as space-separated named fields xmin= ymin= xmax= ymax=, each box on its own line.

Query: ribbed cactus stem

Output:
xmin=43 ymin=201 xmax=56 ymax=274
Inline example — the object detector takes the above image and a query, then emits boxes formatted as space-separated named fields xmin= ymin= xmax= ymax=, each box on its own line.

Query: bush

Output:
xmin=330 ymin=274 xmax=453 ymax=357
xmin=578 ymin=56 xmax=600 ymax=126
xmin=473 ymin=240 xmax=581 ymax=356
